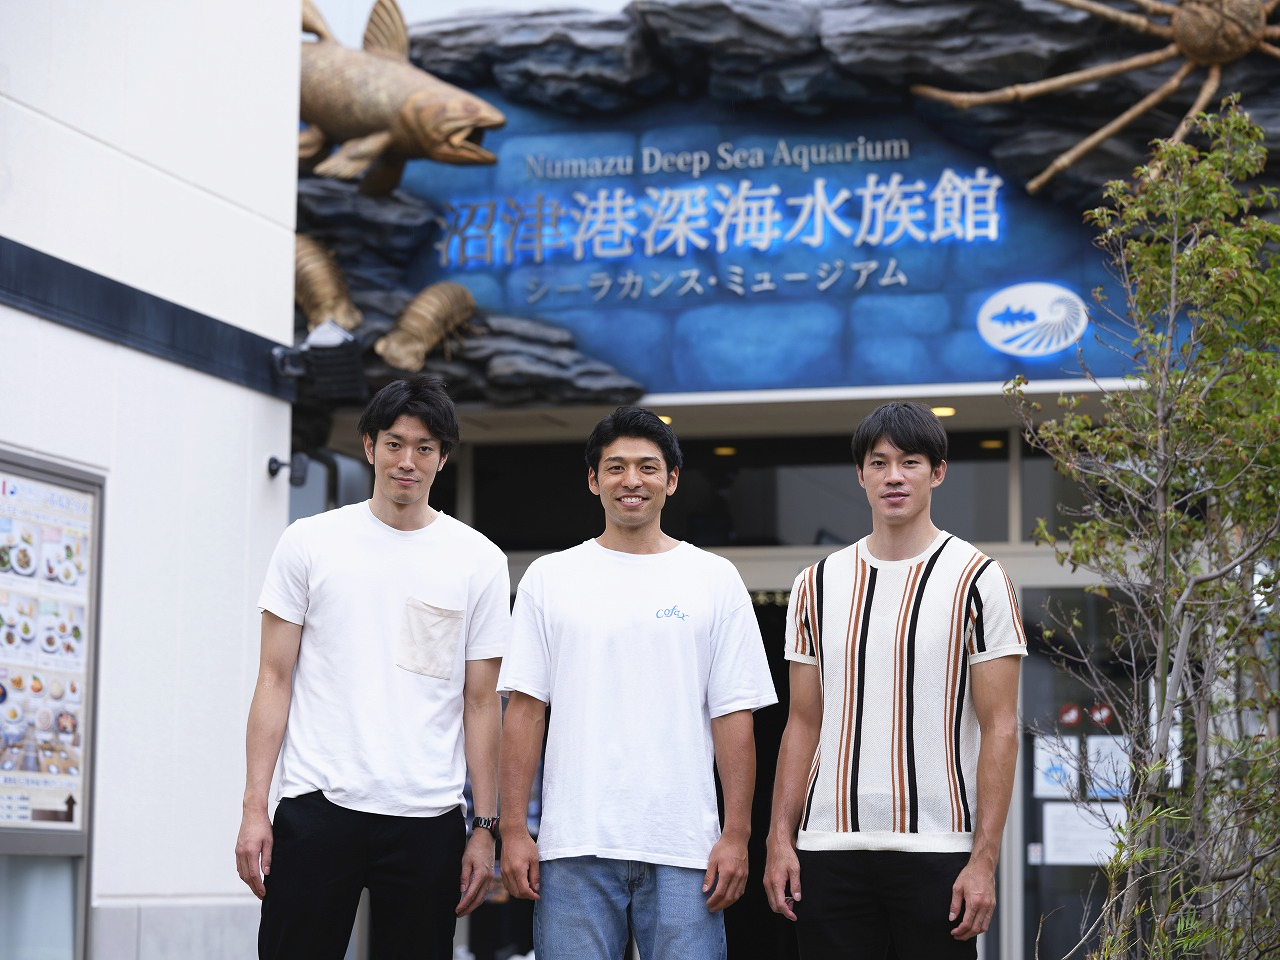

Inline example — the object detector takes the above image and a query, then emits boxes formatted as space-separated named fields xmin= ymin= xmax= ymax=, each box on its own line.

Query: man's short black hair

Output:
xmin=851 ymin=401 xmax=948 ymax=469
xmin=584 ymin=406 xmax=684 ymax=475
xmin=356 ymin=375 xmax=460 ymax=457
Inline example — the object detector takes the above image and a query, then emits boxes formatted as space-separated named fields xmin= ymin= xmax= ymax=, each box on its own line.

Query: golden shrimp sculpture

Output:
xmin=294 ymin=234 xmax=363 ymax=332
xmin=375 ymin=281 xmax=475 ymax=371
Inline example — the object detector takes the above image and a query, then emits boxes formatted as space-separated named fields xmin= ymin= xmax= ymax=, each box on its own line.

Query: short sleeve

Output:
xmin=967 ymin=560 xmax=1028 ymax=664
xmin=464 ymin=554 xmax=511 ymax=661
xmin=495 ymin=569 xmax=552 ymax=703
xmin=783 ymin=566 xmax=818 ymax=665
xmin=258 ymin=523 xmax=310 ymax=624
xmin=707 ymin=568 xmax=778 ymax=718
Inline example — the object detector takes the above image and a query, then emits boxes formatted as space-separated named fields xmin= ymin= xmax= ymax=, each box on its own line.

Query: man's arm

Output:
xmin=499 ymin=690 xmax=546 ymax=900
xmin=457 ymin=656 xmax=502 ymax=916
xmin=949 ymin=655 xmax=1021 ymax=940
xmin=764 ymin=661 xmax=822 ymax=921
xmin=704 ymin=709 xmax=755 ymax=912
xmin=235 ymin=611 xmax=302 ymax=899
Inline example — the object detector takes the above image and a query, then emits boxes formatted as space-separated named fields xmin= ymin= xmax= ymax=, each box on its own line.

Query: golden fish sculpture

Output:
xmin=375 ymin=281 xmax=475 ymax=371
xmin=300 ymin=0 xmax=506 ymax=195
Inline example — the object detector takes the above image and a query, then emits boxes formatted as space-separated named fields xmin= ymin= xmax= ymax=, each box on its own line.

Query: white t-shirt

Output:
xmin=497 ymin=539 xmax=777 ymax=870
xmin=259 ymin=502 xmax=509 ymax=817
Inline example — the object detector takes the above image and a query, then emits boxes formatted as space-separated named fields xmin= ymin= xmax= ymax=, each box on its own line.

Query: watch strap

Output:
xmin=472 ymin=815 xmax=500 ymax=838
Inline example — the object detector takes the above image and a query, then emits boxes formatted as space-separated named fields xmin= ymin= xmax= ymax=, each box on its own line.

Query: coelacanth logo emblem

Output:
xmin=976 ymin=282 xmax=1089 ymax=358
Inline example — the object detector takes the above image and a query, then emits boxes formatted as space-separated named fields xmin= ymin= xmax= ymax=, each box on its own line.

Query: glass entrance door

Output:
xmin=1019 ymin=588 xmax=1121 ymax=960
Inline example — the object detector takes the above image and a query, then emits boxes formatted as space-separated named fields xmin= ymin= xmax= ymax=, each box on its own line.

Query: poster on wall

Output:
xmin=0 ymin=470 xmax=94 ymax=833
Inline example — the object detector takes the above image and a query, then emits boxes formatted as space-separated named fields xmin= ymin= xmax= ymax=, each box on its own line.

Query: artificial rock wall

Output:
xmin=410 ymin=0 xmax=1280 ymax=210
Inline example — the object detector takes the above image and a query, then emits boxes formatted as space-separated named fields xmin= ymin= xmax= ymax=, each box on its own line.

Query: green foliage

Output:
xmin=1011 ymin=101 xmax=1280 ymax=959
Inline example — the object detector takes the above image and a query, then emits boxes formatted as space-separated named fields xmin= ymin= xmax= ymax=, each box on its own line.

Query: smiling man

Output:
xmin=764 ymin=401 xmax=1026 ymax=960
xmin=498 ymin=405 xmax=776 ymax=960
xmin=235 ymin=375 xmax=509 ymax=960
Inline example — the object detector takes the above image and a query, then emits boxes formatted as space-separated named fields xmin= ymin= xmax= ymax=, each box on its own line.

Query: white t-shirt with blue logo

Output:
xmin=498 ymin=538 xmax=777 ymax=869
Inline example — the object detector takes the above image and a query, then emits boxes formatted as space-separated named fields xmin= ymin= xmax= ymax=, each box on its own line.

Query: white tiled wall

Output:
xmin=92 ymin=902 xmax=259 ymax=960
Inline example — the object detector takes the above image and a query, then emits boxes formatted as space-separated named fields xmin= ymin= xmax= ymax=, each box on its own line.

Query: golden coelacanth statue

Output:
xmin=913 ymin=0 xmax=1280 ymax=193
xmin=299 ymin=0 xmax=506 ymax=196
xmin=294 ymin=0 xmax=503 ymax=370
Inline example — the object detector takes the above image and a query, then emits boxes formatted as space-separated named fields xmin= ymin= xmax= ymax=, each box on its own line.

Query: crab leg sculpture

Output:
xmin=912 ymin=0 xmax=1280 ymax=193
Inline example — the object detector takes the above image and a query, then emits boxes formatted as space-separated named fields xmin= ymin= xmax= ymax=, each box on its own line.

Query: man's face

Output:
xmin=588 ymin=437 xmax=678 ymax=533
xmin=363 ymin=414 xmax=447 ymax=510
xmin=857 ymin=437 xmax=946 ymax=526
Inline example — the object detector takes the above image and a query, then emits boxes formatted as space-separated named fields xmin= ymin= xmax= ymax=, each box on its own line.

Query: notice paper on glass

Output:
xmin=1032 ymin=735 xmax=1080 ymax=799
xmin=1042 ymin=801 xmax=1125 ymax=866
xmin=1085 ymin=735 xmax=1131 ymax=800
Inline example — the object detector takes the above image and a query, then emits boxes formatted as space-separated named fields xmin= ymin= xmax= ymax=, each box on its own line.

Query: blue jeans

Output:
xmin=535 ymin=857 xmax=726 ymax=960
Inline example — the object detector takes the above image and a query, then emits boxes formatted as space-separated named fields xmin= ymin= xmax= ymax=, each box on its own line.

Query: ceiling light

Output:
xmin=979 ymin=439 xmax=1005 ymax=450
xmin=931 ymin=406 xmax=957 ymax=417
xmin=713 ymin=446 xmax=737 ymax=457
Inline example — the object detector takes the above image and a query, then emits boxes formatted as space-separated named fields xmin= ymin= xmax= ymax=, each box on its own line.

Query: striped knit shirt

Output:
xmin=785 ymin=531 xmax=1026 ymax=853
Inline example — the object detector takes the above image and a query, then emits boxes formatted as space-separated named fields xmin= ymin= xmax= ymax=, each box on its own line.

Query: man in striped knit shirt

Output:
xmin=764 ymin=401 xmax=1026 ymax=959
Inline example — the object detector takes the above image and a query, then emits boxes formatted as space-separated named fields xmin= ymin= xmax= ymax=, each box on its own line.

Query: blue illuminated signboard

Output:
xmin=405 ymin=95 xmax=1123 ymax=394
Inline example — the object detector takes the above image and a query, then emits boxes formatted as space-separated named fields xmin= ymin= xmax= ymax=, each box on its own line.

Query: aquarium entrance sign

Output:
xmin=407 ymin=97 xmax=1122 ymax=394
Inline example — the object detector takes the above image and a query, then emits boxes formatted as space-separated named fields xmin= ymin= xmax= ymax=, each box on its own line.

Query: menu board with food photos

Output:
xmin=0 ymin=470 xmax=95 ymax=833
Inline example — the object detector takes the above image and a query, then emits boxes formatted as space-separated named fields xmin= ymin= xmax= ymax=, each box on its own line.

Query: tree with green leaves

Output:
xmin=1011 ymin=100 xmax=1280 ymax=960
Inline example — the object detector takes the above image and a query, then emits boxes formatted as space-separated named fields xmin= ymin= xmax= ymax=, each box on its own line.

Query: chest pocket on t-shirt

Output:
xmin=396 ymin=598 xmax=463 ymax=680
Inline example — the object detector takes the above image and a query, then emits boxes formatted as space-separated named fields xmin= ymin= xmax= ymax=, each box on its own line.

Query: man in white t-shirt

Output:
xmin=234 ymin=376 xmax=509 ymax=960
xmin=764 ymin=401 xmax=1025 ymax=960
xmin=498 ymin=406 xmax=776 ymax=960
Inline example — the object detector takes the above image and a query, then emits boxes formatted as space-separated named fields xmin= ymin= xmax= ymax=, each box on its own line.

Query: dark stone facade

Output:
xmin=409 ymin=0 xmax=1280 ymax=211
xmin=295 ymin=178 xmax=645 ymax=411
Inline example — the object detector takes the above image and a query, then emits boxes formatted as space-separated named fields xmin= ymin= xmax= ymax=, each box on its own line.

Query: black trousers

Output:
xmin=795 ymin=850 xmax=979 ymax=960
xmin=259 ymin=792 xmax=466 ymax=960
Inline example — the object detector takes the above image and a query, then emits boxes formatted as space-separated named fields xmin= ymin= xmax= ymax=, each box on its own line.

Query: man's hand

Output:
xmin=703 ymin=833 xmax=749 ymax=912
xmin=763 ymin=837 xmax=802 ymax=921
xmin=500 ymin=830 xmax=541 ymax=900
xmin=456 ymin=831 xmax=495 ymax=917
xmin=951 ymin=654 xmax=1019 ymax=939
xmin=765 ymin=662 xmax=819 ymax=923
xmin=237 ymin=613 xmax=300 ymax=901
xmin=235 ymin=808 xmax=273 ymax=899
xmin=949 ymin=859 xmax=996 ymax=940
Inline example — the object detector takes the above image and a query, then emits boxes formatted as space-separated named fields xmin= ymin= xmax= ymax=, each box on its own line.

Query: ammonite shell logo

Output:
xmin=976 ymin=282 xmax=1089 ymax=358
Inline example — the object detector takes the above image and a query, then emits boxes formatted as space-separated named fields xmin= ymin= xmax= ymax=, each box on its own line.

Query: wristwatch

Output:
xmin=472 ymin=816 xmax=500 ymax=838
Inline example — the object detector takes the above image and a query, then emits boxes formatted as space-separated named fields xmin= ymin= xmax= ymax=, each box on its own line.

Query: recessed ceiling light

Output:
xmin=979 ymin=439 xmax=1005 ymax=450
xmin=931 ymin=406 xmax=957 ymax=417
xmin=658 ymin=415 xmax=673 ymax=425
xmin=713 ymin=446 xmax=737 ymax=457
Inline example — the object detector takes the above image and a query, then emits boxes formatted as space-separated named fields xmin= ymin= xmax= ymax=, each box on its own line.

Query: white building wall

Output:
xmin=0 ymin=0 xmax=298 ymax=340
xmin=0 ymin=308 xmax=291 ymax=894
xmin=1 ymin=1 xmax=299 ymax=956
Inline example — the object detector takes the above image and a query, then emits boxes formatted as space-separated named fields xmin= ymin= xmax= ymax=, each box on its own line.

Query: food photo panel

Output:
xmin=0 ymin=590 xmax=40 ymax=665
